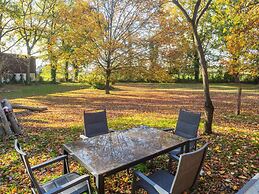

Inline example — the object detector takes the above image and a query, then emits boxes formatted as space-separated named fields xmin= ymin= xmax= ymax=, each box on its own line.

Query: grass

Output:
xmin=0 ymin=83 xmax=89 ymax=99
xmin=0 ymin=82 xmax=258 ymax=193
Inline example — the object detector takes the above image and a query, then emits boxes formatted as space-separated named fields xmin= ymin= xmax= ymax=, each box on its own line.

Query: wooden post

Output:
xmin=235 ymin=75 xmax=242 ymax=115
xmin=236 ymin=85 xmax=242 ymax=115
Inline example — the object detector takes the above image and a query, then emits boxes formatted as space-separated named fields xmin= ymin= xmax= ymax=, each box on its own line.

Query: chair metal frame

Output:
xmin=165 ymin=109 xmax=201 ymax=165
xmin=132 ymin=143 xmax=209 ymax=194
xmin=14 ymin=139 xmax=91 ymax=194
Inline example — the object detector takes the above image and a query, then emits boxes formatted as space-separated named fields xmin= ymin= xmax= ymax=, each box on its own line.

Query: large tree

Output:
xmin=56 ymin=0 xmax=101 ymax=82
xmin=171 ymin=0 xmax=214 ymax=134
xmin=0 ymin=0 xmax=19 ymax=53
xmin=43 ymin=0 xmax=64 ymax=83
xmin=90 ymin=0 xmax=160 ymax=94
xmin=213 ymin=0 xmax=259 ymax=115
xmin=14 ymin=0 xmax=55 ymax=84
xmin=154 ymin=7 xmax=194 ymax=80
xmin=0 ymin=0 xmax=20 ymax=84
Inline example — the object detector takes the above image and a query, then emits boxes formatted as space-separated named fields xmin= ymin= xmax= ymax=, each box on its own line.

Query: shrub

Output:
xmin=81 ymin=68 xmax=116 ymax=90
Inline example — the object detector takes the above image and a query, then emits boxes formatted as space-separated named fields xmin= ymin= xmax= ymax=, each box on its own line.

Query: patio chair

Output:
xmin=14 ymin=139 xmax=92 ymax=194
xmin=236 ymin=173 xmax=259 ymax=194
xmin=132 ymin=143 xmax=208 ymax=194
xmin=165 ymin=109 xmax=201 ymax=164
xmin=80 ymin=109 xmax=114 ymax=139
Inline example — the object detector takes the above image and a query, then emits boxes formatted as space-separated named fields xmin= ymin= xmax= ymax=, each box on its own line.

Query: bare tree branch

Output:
xmin=196 ymin=0 xmax=212 ymax=25
xmin=1 ymin=37 xmax=22 ymax=53
xmin=172 ymin=0 xmax=192 ymax=23
xmin=193 ymin=0 xmax=201 ymax=21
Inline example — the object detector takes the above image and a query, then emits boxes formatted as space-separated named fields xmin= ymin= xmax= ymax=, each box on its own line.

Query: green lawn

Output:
xmin=1 ymin=83 xmax=89 ymax=99
xmin=0 ymin=83 xmax=258 ymax=193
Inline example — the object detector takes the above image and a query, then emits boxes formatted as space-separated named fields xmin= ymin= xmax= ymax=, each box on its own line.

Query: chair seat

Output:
xmin=135 ymin=170 xmax=175 ymax=194
xmin=40 ymin=172 xmax=89 ymax=194
xmin=169 ymin=147 xmax=182 ymax=157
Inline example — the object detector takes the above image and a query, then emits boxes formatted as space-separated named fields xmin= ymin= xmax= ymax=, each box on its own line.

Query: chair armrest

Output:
xmin=185 ymin=137 xmax=202 ymax=152
xmin=31 ymin=155 xmax=68 ymax=171
xmin=45 ymin=174 xmax=90 ymax=194
xmin=109 ymin=128 xmax=115 ymax=132
xmin=134 ymin=171 xmax=169 ymax=194
xmin=171 ymin=154 xmax=180 ymax=161
xmin=80 ymin=134 xmax=89 ymax=140
xmin=162 ymin=128 xmax=175 ymax=132
xmin=188 ymin=137 xmax=201 ymax=143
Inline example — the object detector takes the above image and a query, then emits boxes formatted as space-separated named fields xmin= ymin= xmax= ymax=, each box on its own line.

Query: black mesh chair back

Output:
xmin=170 ymin=143 xmax=208 ymax=194
xmin=14 ymin=139 xmax=42 ymax=193
xmin=132 ymin=143 xmax=209 ymax=194
xmin=83 ymin=110 xmax=109 ymax=138
xmin=175 ymin=109 xmax=201 ymax=140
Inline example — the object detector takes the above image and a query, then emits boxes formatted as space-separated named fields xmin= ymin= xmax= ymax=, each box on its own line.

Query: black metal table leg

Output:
xmin=63 ymin=150 xmax=69 ymax=174
xmin=185 ymin=141 xmax=190 ymax=153
xmin=96 ymin=174 xmax=105 ymax=194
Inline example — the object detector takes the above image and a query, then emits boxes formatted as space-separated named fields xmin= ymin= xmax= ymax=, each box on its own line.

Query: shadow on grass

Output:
xmin=115 ymin=83 xmax=259 ymax=93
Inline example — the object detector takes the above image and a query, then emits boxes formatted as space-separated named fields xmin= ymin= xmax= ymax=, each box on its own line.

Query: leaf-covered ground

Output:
xmin=0 ymin=83 xmax=258 ymax=193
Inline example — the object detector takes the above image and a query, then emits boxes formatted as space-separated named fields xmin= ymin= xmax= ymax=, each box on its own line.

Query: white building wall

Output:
xmin=1 ymin=73 xmax=36 ymax=83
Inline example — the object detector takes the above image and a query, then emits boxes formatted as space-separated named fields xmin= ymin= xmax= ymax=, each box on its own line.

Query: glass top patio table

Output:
xmin=63 ymin=126 xmax=187 ymax=177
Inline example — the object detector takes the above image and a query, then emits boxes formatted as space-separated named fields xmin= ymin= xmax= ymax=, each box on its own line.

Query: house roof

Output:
xmin=0 ymin=53 xmax=36 ymax=74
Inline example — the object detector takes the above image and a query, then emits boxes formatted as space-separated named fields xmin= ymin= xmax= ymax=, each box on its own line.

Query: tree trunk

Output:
xmin=0 ymin=53 xmax=3 ymax=85
xmin=73 ymin=64 xmax=79 ymax=82
xmin=12 ymin=104 xmax=47 ymax=111
xmin=192 ymin=24 xmax=214 ymax=134
xmin=51 ymin=65 xmax=57 ymax=83
xmin=105 ymin=70 xmax=111 ymax=94
xmin=192 ymin=35 xmax=200 ymax=82
xmin=65 ymin=61 xmax=69 ymax=82
xmin=0 ymin=76 xmax=2 ymax=86
xmin=149 ymin=41 xmax=158 ymax=67
xmin=26 ymin=50 xmax=32 ymax=85
xmin=26 ymin=61 xmax=31 ymax=84
xmin=193 ymin=51 xmax=200 ymax=82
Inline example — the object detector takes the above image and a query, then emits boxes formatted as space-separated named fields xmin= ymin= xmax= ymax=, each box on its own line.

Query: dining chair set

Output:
xmin=15 ymin=109 xmax=208 ymax=194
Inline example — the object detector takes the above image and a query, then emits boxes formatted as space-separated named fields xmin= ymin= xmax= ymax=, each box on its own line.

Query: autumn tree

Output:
xmin=0 ymin=0 xmax=20 ymax=53
xmin=43 ymin=0 xmax=61 ymax=83
xmin=170 ymin=0 xmax=214 ymax=134
xmin=14 ymin=0 xmax=55 ymax=84
xmin=156 ymin=1 xmax=216 ymax=82
xmin=0 ymin=0 xmax=20 ymax=84
xmin=154 ymin=7 xmax=193 ymax=80
xmin=55 ymin=0 xmax=102 ymax=82
xmin=89 ymin=0 xmax=160 ymax=94
xmin=213 ymin=0 xmax=259 ymax=115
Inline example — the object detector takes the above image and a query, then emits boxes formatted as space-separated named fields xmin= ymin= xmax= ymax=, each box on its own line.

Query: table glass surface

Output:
xmin=63 ymin=126 xmax=186 ymax=175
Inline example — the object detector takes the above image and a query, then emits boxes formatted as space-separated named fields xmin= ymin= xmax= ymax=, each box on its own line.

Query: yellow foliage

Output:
xmin=216 ymin=0 xmax=259 ymax=76
xmin=53 ymin=0 xmax=103 ymax=65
